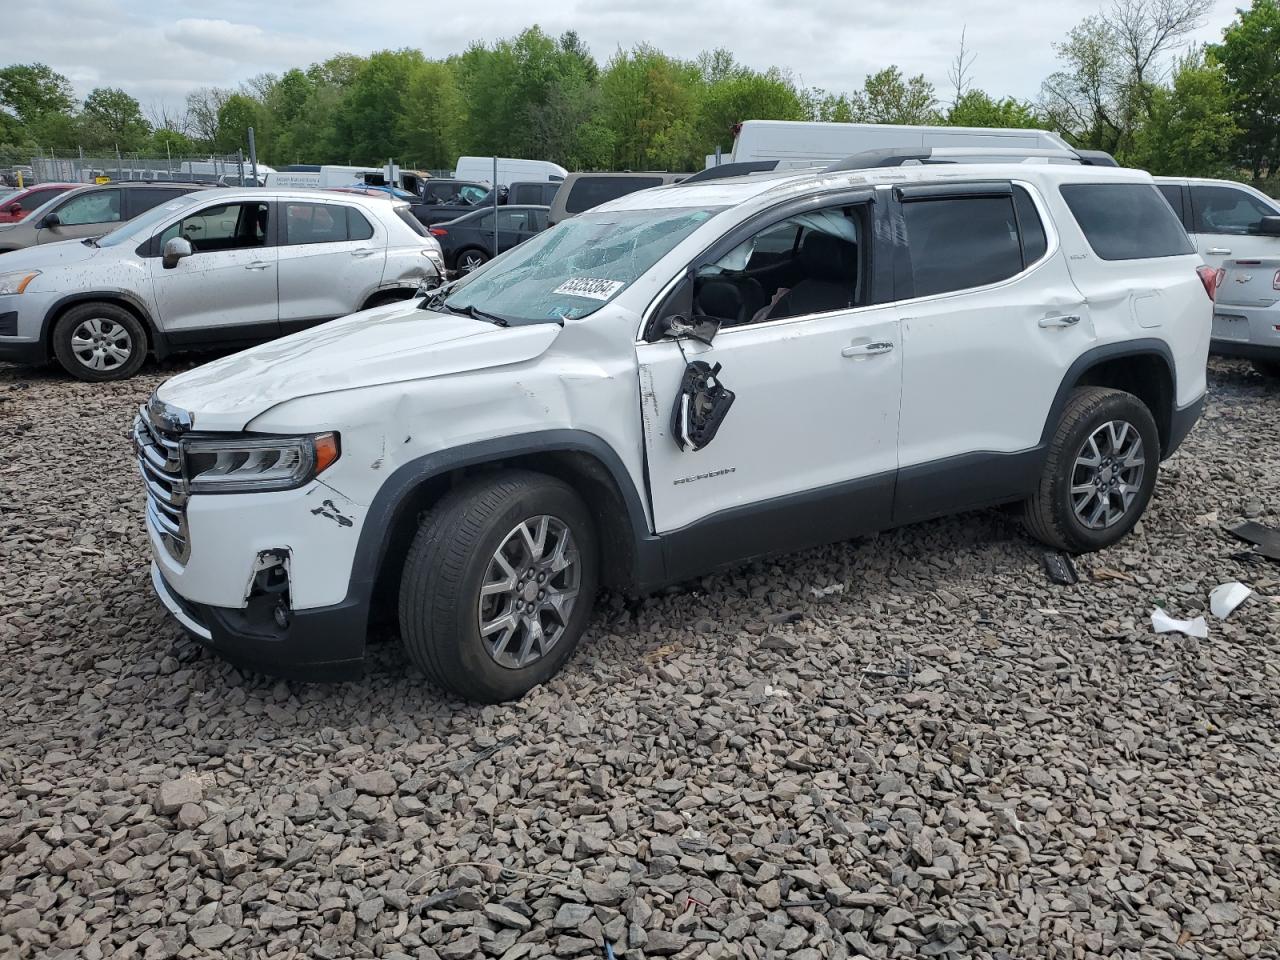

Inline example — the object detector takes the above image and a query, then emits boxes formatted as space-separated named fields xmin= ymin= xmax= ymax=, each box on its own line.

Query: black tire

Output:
xmin=456 ymin=248 xmax=489 ymax=273
xmin=1023 ymin=386 xmax=1160 ymax=553
xmin=1252 ymin=358 xmax=1280 ymax=379
xmin=398 ymin=470 xmax=599 ymax=702
xmin=52 ymin=302 xmax=147 ymax=382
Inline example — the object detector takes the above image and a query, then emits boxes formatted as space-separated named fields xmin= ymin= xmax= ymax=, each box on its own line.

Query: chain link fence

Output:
xmin=0 ymin=151 xmax=263 ymax=188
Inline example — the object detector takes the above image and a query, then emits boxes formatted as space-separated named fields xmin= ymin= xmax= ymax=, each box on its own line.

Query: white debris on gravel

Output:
xmin=1 ymin=357 xmax=1279 ymax=960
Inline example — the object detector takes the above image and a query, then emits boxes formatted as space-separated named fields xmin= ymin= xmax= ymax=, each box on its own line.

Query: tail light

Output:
xmin=429 ymin=227 xmax=447 ymax=237
xmin=1273 ymin=269 xmax=1280 ymax=291
xmin=1197 ymin=265 xmax=1219 ymax=301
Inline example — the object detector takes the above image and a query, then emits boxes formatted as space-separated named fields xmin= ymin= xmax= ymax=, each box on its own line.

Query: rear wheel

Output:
xmin=457 ymin=248 xmax=489 ymax=274
xmin=1252 ymin=358 xmax=1280 ymax=379
xmin=398 ymin=471 xmax=599 ymax=702
xmin=52 ymin=302 xmax=147 ymax=382
xmin=1023 ymin=386 xmax=1159 ymax=553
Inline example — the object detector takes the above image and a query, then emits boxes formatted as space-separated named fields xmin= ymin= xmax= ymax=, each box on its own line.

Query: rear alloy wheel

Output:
xmin=1023 ymin=386 xmax=1159 ymax=553
xmin=457 ymin=249 xmax=489 ymax=273
xmin=52 ymin=302 xmax=147 ymax=382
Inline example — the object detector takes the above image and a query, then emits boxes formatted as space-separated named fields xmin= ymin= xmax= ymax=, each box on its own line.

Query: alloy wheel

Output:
xmin=477 ymin=515 xmax=581 ymax=669
xmin=1070 ymin=419 xmax=1145 ymax=530
xmin=460 ymin=253 xmax=485 ymax=273
xmin=70 ymin=317 xmax=133 ymax=372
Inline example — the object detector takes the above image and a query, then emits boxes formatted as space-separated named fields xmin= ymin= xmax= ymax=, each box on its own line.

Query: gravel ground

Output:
xmin=2 ymin=356 xmax=1279 ymax=960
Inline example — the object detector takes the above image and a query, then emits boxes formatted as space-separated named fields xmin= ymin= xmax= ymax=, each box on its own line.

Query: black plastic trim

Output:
xmin=1040 ymin=339 xmax=1177 ymax=449
xmin=165 ymin=321 xmax=279 ymax=347
xmin=893 ymin=448 xmax=1043 ymax=525
xmin=0 ymin=338 xmax=46 ymax=364
xmin=0 ymin=311 xmax=16 ymax=336
xmin=659 ymin=470 xmax=896 ymax=584
xmin=1211 ymin=339 xmax=1280 ymax=361
xmin=1165 ymin=392 xmax=1205 ymax=459
xmin=896 ymin=181 xmax=1014 ymax=201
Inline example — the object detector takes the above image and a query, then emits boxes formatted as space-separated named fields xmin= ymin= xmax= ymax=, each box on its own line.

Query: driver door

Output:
xmin=635 ymin=198 xmax=901 ymax=573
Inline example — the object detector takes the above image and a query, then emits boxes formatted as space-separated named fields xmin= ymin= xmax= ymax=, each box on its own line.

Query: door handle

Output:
xmin=1038 ymin=314 xmax=1082 ymax=328
xmin=245 ymin=262 xmax=271 ymax=271
xmin=1207 ymin=247 xmax=1232 ymax=256
xmin=350 ymin=249 xmax=377 ymax=258
xmin=841 ymin=341 xmax=894 ymax=358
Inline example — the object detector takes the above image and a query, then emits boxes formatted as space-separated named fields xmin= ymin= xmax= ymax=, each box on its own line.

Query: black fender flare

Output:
xmin=1038 ymin=338 xmax=1177 ymax=448
xmin=42 ymin=290 xmax=170 ymax=361
xmin=345 ymin=429 xmax=662 ymax=610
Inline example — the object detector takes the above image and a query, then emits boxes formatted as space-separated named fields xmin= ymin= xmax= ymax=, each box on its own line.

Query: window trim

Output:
xmin=144 ymin=198 xmax=278 ymax=258
xmin=891 ymin=179 xmax=1060 ymax=307
xmin=639 ymin=188 xmax=880 ymax=343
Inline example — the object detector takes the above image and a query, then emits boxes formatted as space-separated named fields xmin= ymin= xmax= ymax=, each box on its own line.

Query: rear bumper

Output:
xmin=150 ymin=562 xmax=368 ymax=681
xmin=1212 ymin=302 xmax=1280 ymax=360
xmin=1165 ymin=391 xmax=1205 ymax=460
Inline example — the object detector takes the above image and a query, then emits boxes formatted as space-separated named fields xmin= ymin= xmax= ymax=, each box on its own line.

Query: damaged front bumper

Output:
xmin=151 ymin=562 xmax=367 ymax=680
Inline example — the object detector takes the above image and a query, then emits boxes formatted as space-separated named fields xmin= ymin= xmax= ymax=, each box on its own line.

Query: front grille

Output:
xmin=134 ymin=404 xmax=189 ymax=563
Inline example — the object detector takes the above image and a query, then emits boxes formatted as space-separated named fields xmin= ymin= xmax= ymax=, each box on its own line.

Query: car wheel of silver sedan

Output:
xmin=52 ymin=302 xmax=147 ymax=382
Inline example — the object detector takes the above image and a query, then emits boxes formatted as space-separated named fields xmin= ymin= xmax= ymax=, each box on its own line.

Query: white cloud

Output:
xmin=163 ymin=18 xmax=337 ymax=66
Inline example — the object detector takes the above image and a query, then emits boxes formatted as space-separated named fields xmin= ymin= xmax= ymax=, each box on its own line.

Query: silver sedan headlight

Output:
xmin=0 ymin=269 xmax=40 ymax=295
xmin=183 ymin=433 xmax=340 ymax=493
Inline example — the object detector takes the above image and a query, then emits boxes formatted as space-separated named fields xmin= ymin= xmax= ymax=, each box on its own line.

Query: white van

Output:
xmin=265 ymin=166 xmax=385 ymax=191
xmin=453 ymin=157 xmax=568 ymax=188
xmin=718 ymin=120 xmax=1073 ymax=167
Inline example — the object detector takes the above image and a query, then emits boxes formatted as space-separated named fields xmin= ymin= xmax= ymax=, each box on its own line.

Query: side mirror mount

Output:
xmin=658 ymin=312 xmax=721 ymax=346
xmin=1257 ymin=215 xmax=1280 ymax=237
xmin=5 ymin=202 xmax=19 ymax=215
xmin=38 ymin=212 xmax=60 ymax=229
xmin=162 ymin=236 xmax=193 ymax=269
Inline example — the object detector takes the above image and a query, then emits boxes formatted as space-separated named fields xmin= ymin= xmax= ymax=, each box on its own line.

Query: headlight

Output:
xmin=183 ymin=432 xmax=340 ymax=493
xmin=0 ymin=269 xmax=40 ymax=295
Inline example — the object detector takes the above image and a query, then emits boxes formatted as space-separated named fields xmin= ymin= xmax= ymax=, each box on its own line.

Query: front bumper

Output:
xmin=151 ymin=562 xmax=368 ymax=680
xmin=0 ymin=290 xmax=57 ymax=365
xmin=1211 ymin=302 xmax=1280 ymax=360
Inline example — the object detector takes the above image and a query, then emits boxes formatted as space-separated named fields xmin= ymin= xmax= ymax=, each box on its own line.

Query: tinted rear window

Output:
xmin=565 ymin=176 xmax=664 ymax=214
xmin=396 ymin=208 xmax=429 ymax=237
xmin=1059 ymin=183 xmax=1194 ymax=260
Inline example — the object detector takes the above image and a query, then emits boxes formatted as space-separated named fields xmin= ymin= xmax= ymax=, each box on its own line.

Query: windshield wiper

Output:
xmin=458 ymin=304 xmax=510 ymax=327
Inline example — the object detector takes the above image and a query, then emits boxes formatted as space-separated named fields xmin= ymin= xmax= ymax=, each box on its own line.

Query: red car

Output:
xmin=0 ymin=183 xmax=77 ymax=223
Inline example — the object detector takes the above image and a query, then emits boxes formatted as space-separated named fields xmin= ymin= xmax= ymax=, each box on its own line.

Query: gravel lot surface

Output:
xmin=2 ymin=356 xmax=1279 ymax=960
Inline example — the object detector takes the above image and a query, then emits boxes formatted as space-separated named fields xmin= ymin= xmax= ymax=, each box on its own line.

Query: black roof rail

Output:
xmin=679 ymin=160 xmax=787 ymax=184
xmin=824 ymin=149 xmax=935 ymax=172
xmin=1074 ymin=149 xmax=1119 ymax=166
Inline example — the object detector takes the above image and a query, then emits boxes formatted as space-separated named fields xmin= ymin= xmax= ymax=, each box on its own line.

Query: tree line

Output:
xmin=2 ymin=0 xmax=1279 ymax=183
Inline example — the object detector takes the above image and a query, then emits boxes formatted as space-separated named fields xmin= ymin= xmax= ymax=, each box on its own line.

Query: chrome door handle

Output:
xmin=1207 ymin=247 xmax=1232 ymax=256
xmin=245 ymin=262 xmax=271 ymax=271
xmin=841 ymin=341 xmax=894 ymax=358
xmin=1039 ymin=314 xmax=1081 ymax=328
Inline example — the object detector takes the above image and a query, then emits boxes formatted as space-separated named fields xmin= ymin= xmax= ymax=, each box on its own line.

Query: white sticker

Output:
xmin=552 ymin=277 xmax=625 ymax=301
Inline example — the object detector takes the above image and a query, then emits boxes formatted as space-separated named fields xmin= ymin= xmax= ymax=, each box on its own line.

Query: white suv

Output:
xmin=136 ymin=162 xmax=1211 ymax=702
xmin=0 ymin=188 xmax=443 ymax=381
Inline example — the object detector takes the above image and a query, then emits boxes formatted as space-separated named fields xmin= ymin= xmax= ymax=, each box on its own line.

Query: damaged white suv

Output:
xmin=136 ymin=160 xmax=1212 ymax=702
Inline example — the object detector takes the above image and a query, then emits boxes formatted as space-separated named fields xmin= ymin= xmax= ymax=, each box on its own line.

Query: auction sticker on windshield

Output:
xmin=552 ymin=277 xmax=625 ymax=301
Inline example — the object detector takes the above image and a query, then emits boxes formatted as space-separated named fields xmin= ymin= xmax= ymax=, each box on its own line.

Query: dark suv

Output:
xmin=0 ymin=182 xmax=208 ymax=253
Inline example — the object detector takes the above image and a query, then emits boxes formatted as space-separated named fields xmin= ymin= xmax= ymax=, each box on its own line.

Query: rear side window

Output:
xmin=1013 ymin=187 xmax=1048 ymax=266
xmin=1158 ymin=183 xmax=1187 ymax=227
xmin=565 ymin=176 xmax=663 ymax=215
xmin=128 ymin=188 xmax=187 ymax=217
xmin=1190 ymin=184 xmax=1276 ymax=235
xmin=1059 ymin=183 xmax=1194 ymax=260
xmin=903 ymin=195 xmax=1024 ymax=297
xmin=347 ymin=208 xmax=374 ymax=241
xmin=396 ymin=208 xmax=430 ymax=237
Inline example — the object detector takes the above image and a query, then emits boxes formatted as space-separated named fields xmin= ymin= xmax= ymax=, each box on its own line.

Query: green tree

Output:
xmin=0 ymin=63 xmax=74 ymax=124
xmin=334 ymin=49 xmax=425 ymax=162
xmin=1131 ymin=49 xmax=1239 ymax=175
xmin=186 ymin=87 xmax=231 ymax=146
xmin=79 ymin=87 xmax=150 ymax=151
xmin=697 ymin=60 xmax=808 ymax=155
xmin=214 ymin=93 xmax=262 ymax=154
xmin=148 ymin=127 xmax=197 ymax=156
xmin=948 ymin=90 xmax=1042 ymax=128
xmin=1212 ymin=0 xmax=1280 ymax=178
xmin=398 ymin=60 xmax=463 ymax=168
xmin=601 ymin=45 xmax=702 ymax=169
xmin=856 ymin=67 xmax=939 ymax=124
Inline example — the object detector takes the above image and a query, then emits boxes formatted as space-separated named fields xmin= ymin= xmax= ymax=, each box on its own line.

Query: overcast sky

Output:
xmin=4 ymin=0 xmax=1245 ymax=113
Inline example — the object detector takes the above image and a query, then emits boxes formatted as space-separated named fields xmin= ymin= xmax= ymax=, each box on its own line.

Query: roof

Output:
xmin=181 ymin=187 xmax=404 ymax=210
xmin=596 ymin=162 xmax=1158 ymax=213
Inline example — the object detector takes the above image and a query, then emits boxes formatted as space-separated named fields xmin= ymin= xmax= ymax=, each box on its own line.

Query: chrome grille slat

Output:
xmin=134 ymin=402 xmax=189 ymax=563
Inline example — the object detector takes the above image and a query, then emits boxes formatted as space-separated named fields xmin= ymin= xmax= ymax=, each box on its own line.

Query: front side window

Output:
xmin=1191 ymin=184 xmax=1277 ymax=235
xmin=159 ymin=201 xmax=269 ymax=252
xmin=903 ymin=195 xmax=1024 ymax=297
xmin=55 ymin=190 xmax=122 ymax=226
xmin=694 ymin=207 xmax=863 ymax=327
xmin=444 ymin=206 xmax=720 ymax=323
xmin=1060 ymin=183 xmax=1194 ymax=260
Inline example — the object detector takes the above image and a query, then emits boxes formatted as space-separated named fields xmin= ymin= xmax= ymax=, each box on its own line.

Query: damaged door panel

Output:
xmin=671 ymin=360 xmax=735 ymax=451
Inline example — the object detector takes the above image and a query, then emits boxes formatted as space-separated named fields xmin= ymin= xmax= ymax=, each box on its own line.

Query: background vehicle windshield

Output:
xmin=445 ymin=206 xmax=720 ymax=322
xmin=97 ymin=194 xmax=202 ymax=247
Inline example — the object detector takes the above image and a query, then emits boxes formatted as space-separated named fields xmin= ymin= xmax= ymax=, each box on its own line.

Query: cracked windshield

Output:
xmin=442 ymin=207 xmax=719 ymax=323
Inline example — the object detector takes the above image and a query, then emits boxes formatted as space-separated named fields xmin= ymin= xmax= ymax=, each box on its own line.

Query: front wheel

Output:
xmin=1023 ymin=386 xmax=1160 ymax=553
xmin=398 ymin=471 xmax=599 ymax=702
xmin=52 ymin=303 xmax=147 ymax=382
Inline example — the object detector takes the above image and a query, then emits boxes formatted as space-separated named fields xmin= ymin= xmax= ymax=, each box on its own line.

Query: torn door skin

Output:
xmin=662 ymin=311 xmax=736 ymax=453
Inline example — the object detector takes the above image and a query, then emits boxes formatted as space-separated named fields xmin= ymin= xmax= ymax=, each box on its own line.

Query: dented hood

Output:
xmin=156 ymin=302 xmax=562 ymax=432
